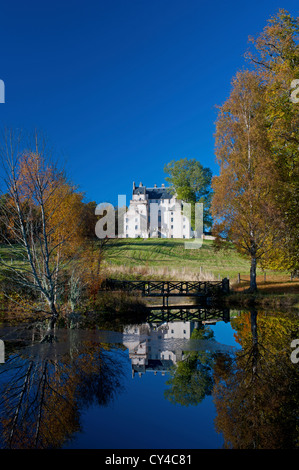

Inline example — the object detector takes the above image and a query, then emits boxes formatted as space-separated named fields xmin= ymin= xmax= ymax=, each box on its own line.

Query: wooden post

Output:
xmin=222 ymin=278 xmax=230 ymax=294
xmin=238 ymin=273 xmax=241 ymax=284
xmin=223 ymin=308 xmax=230 ymax=323
xmin=264 ymin=272 xmax=266 ymax=283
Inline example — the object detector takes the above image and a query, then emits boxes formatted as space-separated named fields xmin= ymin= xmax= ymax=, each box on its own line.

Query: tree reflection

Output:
xmin=164 ymin=324 xmax=215 ymax=406
xmin=0 ymin=328 xmax=126 ymax=449
xmin=213 ymin=309 xmax=299 ymax=449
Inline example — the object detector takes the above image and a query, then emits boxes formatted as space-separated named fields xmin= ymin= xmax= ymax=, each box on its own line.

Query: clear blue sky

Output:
xmin=0 ymin=0 xmax=298 ymax=205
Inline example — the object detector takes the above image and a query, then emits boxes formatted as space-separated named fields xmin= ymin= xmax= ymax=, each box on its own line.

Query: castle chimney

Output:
xmin=154 ymin=184 xmax=157 ymax=188
xmin=139 ymin=182 xmax=143 ymax=187
xmin=133 ymin=181 xmax=136 ymax=190
xmin=161 ymin=183 xmax=165 ymax=187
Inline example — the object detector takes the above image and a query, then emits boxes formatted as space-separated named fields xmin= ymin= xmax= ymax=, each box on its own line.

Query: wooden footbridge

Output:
xmin=104 ymin=278 xmax=229 ymax=301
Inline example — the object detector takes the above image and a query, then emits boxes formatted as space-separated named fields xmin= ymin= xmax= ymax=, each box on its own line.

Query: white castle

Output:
xmin=122 ymin=182 xmax=192 ymax=239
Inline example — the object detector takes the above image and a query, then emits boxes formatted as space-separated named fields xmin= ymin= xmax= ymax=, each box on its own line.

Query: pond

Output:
xmin=0 ymin=306 xmax=298 ymax=449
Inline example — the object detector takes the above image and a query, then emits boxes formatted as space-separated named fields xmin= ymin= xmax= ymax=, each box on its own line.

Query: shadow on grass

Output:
xmin=233 ymin=280 xmax=299 ymax=295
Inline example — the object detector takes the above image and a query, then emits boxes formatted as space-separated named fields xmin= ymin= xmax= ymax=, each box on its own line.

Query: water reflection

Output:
xmin=123 ymin=306 xmax=233 ymax=379
xmin=0 ymin=306 xmax=298 ymax=449
xmin=123 ymin=320 xmax=233 ymax=378
xmin=213 ymin=308 xmax=299 ymax=449
xmin=0 ymin=332 xmax=127 ymax=449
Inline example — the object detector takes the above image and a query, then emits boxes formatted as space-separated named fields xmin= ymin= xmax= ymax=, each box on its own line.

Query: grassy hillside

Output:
xmin=0 ymin=240 xmax=293 ymax=291
xmin=103 ymin=238 xmax=286 ymax=285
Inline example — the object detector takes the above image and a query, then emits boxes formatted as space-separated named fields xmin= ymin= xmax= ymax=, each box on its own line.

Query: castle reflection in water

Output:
xmin=123 ymin=319 xmax=215 ymax=378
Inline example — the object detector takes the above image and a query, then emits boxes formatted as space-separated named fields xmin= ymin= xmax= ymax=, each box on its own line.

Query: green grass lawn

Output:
xmin=0 ymin=244 xmax=27 ymax=281
xmin=103 ymin=238 xmax=285 ymax=283
xmin=0 ymin=240 xmax=289 ymax=286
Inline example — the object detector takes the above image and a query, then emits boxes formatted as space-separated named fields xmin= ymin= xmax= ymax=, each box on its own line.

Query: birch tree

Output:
xmin=246 ymin=9 xmax=299 ymax=274
xmin=0 ymin=130 xmax=84 ymax=334
xmin=212 ymin=71 xmax=282 ymax=292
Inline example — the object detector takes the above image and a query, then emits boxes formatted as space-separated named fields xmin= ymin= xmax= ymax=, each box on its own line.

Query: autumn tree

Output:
xmin=246 ymin=9 xmax=299 ymax=273
xmin=0 ymin=129 xmax=85 ymax=335
xmin=212 ymin=71 xmax=282 ymax=292
xmin=80 ymin=200 xmax=98 ymax=240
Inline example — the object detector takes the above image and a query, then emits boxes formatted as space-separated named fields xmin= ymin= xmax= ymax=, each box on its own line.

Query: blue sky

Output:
xmin=0 ymin=0 xmax=298 ymax=206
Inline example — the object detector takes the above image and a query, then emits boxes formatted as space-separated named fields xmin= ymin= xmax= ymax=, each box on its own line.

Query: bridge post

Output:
xmin=222 ymin=278 xmax=230 ymax=294
xmin=223 ymin=308 xmax=230 ymax=323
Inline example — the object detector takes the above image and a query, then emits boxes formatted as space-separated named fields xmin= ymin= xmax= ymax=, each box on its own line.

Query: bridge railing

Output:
xmin=147 ymin=306 xmax=230 ymax=323
xmin=103 ymin=279 xmax=229 ymax=296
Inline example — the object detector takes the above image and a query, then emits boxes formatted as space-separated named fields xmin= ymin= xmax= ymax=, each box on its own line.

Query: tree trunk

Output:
xmin=40 ymin=302 xmax=59 ymax=343
xmin=250 ymin=308 xmax=258 ymax=377
xmin=249 ymin=254 xmax=258 ymax=293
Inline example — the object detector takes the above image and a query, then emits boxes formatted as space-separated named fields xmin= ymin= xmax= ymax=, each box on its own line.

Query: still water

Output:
xmin=0 ymin=307 xmax=298 ymax=449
